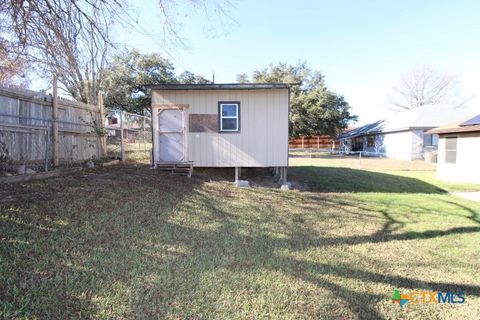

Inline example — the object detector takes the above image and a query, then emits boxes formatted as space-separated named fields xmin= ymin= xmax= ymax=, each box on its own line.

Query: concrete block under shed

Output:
xmin=235 ymin=180 xmax=250 ymax=188
xmin=280 ymin=182 xmax=292 ymax=190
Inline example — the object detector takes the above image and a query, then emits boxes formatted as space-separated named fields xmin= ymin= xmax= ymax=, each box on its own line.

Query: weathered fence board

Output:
xmin=289 ymin=135 xmax=339 ymax=149
xmin=0 ymin=85 xmax=105 ymax=171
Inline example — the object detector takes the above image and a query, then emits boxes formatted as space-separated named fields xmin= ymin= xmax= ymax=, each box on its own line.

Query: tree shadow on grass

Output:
xmin=440 ymin=198 xmax=480 ymax=224
xmin=296 ymin=194 xmax=480 ymax=247
xmin=155 ymin=189 xmax=480 ymax=318
xmin=289 ymin=166 xmax=447 ymax=193
xmin=1 ymin=166 xmax=479 ymax=318
xmin=144 ymin=186 xmax=480 ymax=317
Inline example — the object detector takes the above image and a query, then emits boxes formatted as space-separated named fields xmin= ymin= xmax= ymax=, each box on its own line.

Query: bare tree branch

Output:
xmin=389 ymin=65 xmax=465 ymax=109
xmin=1 ymin=0 xmax=232 ymax=103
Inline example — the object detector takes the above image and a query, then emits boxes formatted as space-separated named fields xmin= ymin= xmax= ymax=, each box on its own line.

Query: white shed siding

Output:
xmin=152 ymin=89 xmax=289 ymax=167
xmin=437 ymin=133 xmax=480 ymax=184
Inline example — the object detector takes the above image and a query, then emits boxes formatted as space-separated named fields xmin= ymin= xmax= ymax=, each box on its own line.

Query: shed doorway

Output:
xmin=158 ymin=108 xmax=186 ymax=162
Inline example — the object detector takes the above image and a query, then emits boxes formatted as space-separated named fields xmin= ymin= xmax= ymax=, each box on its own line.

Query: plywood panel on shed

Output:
xmin=189 ymin=114 xmax=218 ymax=133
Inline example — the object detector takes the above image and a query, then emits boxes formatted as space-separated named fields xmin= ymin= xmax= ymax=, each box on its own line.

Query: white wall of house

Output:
xmin=437 ymin=132 xmax=480 ymax=184
xmin=152 ymin=89 xmax=289 ymax=167
xmin=341 ymin=129 xmax=438 ymax=161
xmin=380 ymin=131 xmax=414 ymax=160
xmin=339 ymin=132 xmax=413 ymax=159
xmin=411 ymin=130 xmax=425 ymax=159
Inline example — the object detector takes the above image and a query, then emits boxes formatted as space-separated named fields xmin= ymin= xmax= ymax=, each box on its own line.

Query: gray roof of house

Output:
xmin=339 ymin=104 xmax=471 ymax=139
xmin=144 ymin=83 xmax=295 ymax=90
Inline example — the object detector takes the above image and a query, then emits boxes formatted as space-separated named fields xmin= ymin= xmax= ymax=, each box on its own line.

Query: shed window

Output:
xmin=445 ymin=136 xmax=457 ymax=164
xmin=219 ymin=102 xmax=240 ymax=132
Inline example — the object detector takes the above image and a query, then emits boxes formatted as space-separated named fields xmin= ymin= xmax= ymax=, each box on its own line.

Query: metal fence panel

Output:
xmin=105 ymin=110 xmax=152 ymax=162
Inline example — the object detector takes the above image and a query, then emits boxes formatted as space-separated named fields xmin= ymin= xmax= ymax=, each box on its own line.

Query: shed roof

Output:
xmin=339 ymin=104 xmax=470 ymax=139
xmin=144 ymin=83 xmax=294 ymax=90
xmin=426 ymin=114 xmax=480 ymax=134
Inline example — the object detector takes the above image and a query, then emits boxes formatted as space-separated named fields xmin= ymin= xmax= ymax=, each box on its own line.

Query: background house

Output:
xmin=104 ymin=112 xmax=147 ymax=143
xmin=338 ymin=105 xmax=469 ymax=161
xmin=148 ymin=83 xmax=290 ymax=181
xmin=427 ymin=114 xmax=480 ymax=184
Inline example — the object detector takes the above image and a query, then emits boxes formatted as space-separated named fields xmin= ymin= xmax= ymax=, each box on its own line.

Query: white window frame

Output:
xmin=445 ymin=136 xmax=458 ymax=164
xmin=219 ymin=102 xmax=240 ymax=132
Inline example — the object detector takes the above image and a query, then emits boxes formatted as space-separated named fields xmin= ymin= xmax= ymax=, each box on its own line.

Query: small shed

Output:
xmin=426 ymin=114 xmax=480 ymax=184
xmin=146 ymin=83 xmax=291 ymax=182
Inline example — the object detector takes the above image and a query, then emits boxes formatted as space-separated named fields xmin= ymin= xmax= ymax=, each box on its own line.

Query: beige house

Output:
xmin=147 ymin=83 xmax=290 ymax=182
xmin=427 ymin=114 xmax=480 ymax=184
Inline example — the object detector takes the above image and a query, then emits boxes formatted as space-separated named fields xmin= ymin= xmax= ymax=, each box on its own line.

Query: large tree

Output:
xmin=101 ymin=49 xmax=176 ymax=115
xmin=242 ymin=62 xmax=357 ymax=137
xmin=101 ymin=49 xmax=210 ymax=115
xmin=389 ymin=65 xmax=468 ymax=109
xmin=0 ymin=46 xmax=29 ymax=87
xmin=1 ymin=0 xmax=118 ymax=103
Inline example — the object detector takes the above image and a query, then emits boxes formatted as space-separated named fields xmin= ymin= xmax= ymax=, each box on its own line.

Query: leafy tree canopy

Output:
xmin=178 ymin=71 xmax=212 ymax=84
xmin=236 ymin=73 xmax=249 ymax=83
xmin=242 ymin=62 xmax=357 ymax=137
xmin=100 ymin=49 xmax=210 ymax=115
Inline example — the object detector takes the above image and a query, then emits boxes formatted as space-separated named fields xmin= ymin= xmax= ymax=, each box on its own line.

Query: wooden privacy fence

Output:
xmin=289 ymin=135 xmax=339 ymax=149
xmin=0 ymin=84 xmax=106 ymax=172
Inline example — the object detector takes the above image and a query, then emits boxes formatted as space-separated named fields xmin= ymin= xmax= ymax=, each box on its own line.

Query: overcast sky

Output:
xmin=85 ymin=1 xmax=480 ymax=124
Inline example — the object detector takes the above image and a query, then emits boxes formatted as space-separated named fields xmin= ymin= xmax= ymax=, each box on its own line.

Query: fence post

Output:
xmin=52 ymin=75 xmax=59 ymax=166
xmin=120 ymin=110 xmax=125 ymax=161
xmin=98 ymin=92 xmax=106 ymax=157
xmin=44 ymin=125 xmax=50 ymax=172
xmin=301 ymin=136 xmax=304 ymax=149
xmin=143 ymin=116 xmax=147 ymax=153
xmin=317 ymin=136 xmax=320 ymax=150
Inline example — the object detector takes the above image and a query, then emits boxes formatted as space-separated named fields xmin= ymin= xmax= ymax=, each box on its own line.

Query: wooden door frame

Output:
xmin=152 ymin=104 xmax=189 ymax=164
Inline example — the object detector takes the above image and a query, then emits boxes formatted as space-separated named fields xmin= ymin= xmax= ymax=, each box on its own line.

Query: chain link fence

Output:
xmin=289 ymin=148 xmax=437 ymax=171
xmin=105 ymin=110 xmax=152 ymax=162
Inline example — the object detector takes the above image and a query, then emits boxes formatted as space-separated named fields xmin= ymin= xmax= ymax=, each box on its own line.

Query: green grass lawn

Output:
xmin=1 ymin=161 xmax=479 ymax=319
xmin=291 ymin=153 xmax=480 ymax=192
